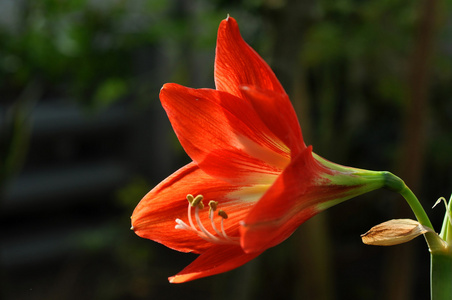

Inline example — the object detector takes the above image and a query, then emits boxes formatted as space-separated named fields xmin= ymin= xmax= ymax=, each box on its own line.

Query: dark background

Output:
xmin=1 ymin=0 xmax=451 ymax=299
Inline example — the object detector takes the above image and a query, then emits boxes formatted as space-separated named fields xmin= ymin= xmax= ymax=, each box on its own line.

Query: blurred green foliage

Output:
xmin=302 ymin=0 xmax=418 ymax=104
xmin=1 ymin=0 xmax=172 ymax=107
xmin=0 ymin=0 xmax=259 ymax=108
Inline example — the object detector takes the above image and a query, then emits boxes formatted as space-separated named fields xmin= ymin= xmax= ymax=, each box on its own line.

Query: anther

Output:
xmin=186 ymin=194 xmax=194 ymax=204
xmin=218 ymin=210 xmax=228 ymax=219
xmin=208 ymin=201 xmax=218 ymax=214
xmin=191 ymin=194 xmax=204 ymax=208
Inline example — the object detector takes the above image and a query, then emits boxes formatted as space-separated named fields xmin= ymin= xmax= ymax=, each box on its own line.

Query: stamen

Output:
xmin=218 ymin=210 xmax=234 ymax=241
xmin=186 ymin=194 xmax=194 ymax=204
xmin=220 ymin=218 xmax=230 ymax=241
xmin=208 ymin=201 xmax=223 ymax=237
xmin=191 ymin=194 xmax=204 ymax=208
xmin=187 ymin=200 xmax=196 ymax=230
xmin=194 ymin=205 xmax=220 ymax=242
xmin=187 ymin=194 xmax=204 ymax=229
xmin=174 ymin=194 xmax=239 ymax=245
xmin=208 ymin=200 xmax=218 ymax=214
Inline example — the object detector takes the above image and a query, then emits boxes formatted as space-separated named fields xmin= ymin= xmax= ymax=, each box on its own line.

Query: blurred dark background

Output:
xmin=1 ymin=0 xmax=451 ymax=299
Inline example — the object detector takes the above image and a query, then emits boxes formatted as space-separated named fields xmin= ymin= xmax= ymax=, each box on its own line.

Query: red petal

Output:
xmin=240 ymin=85 xmax=305 ymax=156
xmin=240 ymin=147 xmax=334 ymax=253
xmin=131 ymin=162 xmax=257 ymax=254
xmin=169 ymin=244 xmax=263 ymax=283
xmin=160 ymin=83 xmax=289 ymax=184
xmin=215 ymin=16 xmax=286 ymax=99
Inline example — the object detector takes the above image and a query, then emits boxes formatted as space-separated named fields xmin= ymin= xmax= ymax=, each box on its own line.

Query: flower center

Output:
xmin=175 ymin=194 xmax=240 ymax=245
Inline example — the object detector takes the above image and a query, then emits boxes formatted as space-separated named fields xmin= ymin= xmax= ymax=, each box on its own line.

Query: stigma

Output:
xmin=175 ymin=194 xmax=240 ymax=245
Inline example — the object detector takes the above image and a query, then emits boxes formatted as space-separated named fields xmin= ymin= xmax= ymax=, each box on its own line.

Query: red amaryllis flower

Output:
xmin=131 ymin=16 xmax=387 ymax=283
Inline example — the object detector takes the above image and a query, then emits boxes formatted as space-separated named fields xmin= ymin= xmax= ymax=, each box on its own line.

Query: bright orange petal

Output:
xmin=240 ymin=147 xmax=325 ymax=253
xmin=132 ymin=162 xmax=258 ymax=254
xmin=160 ymin=83 xmax=290 ymax=183
xmin=240 ymin=85 xmax=305 ymax=156
xmin=214 ymin=16 xmax=286 ymax=99
xmin=169 ymin=244 xmax=263 ymax=283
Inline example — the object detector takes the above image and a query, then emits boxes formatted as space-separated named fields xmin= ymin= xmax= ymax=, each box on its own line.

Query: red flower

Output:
xmin=131 ymin=16 xmax=386 ymax=283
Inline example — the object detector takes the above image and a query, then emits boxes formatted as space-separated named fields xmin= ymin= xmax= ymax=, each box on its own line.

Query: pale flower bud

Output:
xmin=361 ymin=219 xmax=432 ymax=246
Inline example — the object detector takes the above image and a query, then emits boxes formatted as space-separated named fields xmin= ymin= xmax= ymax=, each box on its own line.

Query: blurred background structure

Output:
xmin=1 ymin=0 xmax=451 ymax=299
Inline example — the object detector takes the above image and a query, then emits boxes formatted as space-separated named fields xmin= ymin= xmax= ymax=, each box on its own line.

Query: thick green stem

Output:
xmin=431 ymin=252 xmax=452 ymax=300
xmin=431 ymin=196 xmax=452 ymax=300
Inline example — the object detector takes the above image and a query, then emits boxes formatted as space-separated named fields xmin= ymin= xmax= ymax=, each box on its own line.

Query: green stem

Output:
xmin=431 ymin=196 xmax=452 ymax=300
xmin=399 ymin=184 xmax=433 ymax=229
xmin=431 ymin=252 xmax=452 ymax=300
xmin=384 ymin=172 xmax=452 ymax=299
xmin=383 ymin=172 xmax=446 ymax=252
xmin=383 ymin=172 xmax=433 ymax=228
